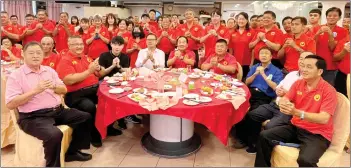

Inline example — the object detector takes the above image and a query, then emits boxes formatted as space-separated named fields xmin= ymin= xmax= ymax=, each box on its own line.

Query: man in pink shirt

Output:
xmin=5 ymin=42 xmax=92 ymax=167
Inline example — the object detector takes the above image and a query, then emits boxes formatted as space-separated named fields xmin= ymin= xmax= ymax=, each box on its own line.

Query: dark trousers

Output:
xmin=335 ymin=70 xmax=347 ymax=97
xmin=193 ymin=50 xmax=199 ymax=69
xmin=254 ymin=59 xmax=284 ymax=69
xmin=18 ymin=107 xmax=91 ymax=167
xmin=64 ymin=85 xmax=102 ymax=143
xmin=255 ymin=124 xmax=330 ymax=167
xmin=322 ymin=70 xmax=337 ymax=87
xmin=249 ymin=88 xmax=273 ymax=111
xmin=236 ymin=102 xmax=292 ymax=147
xmin=242 ymin=65 xmax=250 ymax=82
xmin=165 ymin=53 xmax=170 ymax=68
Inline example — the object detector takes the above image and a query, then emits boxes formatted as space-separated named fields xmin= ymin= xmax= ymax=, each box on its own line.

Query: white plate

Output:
xmin=127 ymin=93 xmax=147 ymax=102
xmin=183 ymin=93 xmax=199 ymax=99
xmin=189 ymin=74 xmax=200 ymax=79
xmin=130 ymin=77 xmax=136 ymax=81
xmin=121 ymin=81 xmax=128 ymax=86
xmin=133 ymin=88 xmax=148 ymax=94
xmin=164 ymin=85 xmax=173 ymax=90
xmin=232 ymin=81 xmax=244 ymax=86
xmin=199 ymin=96 xmax=212 ymax=103
xmin=210 ymin=82 xmax=223 ymax=87
xmin=107 ymin=80 xmax=117 ymax=84
xmin=164 ymin=92 xmax=176 ymax=97
xmin=109 ymin=88 xmax=124 ymax=94
xmin=183 ymin=99 xmax=199 ymax=106
xmin=123 ymin=87 xmax=132 ymax=91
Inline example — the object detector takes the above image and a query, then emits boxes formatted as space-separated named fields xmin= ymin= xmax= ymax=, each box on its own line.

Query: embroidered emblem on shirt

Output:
xmin=49 ymin=62 xmax=54 ymax=67
xmin=87 ymin=58 xmax=92 ymax=62
xmin=232 ymin=34 xmax=236 ymax=37
xmin=194 ymin=27 xmax=198 ymax=31
xmin=247 ymin=33 xmax=251 ymax=36
xmin=72 ymin=61 xmax=77 ymax=65
xmin=182 ymin=28 xmax=186 ymax=31
xmin=220 ymin=30 xmax=224 ymax=34
xmin=300 ymin=42 xmax=305 ymax=47
xmin=297 ymin=91 xmax=303 ymax=95
xmin=333 ymin=32 xmax=337 ymax=38
xmin=314 ymin=94 xmax=321 ymax=101
xmin=267 ymin=74 xmax=273 ymax=80
xmin=223 ymin=61 xmax=228 ymax=65
xmin=102 ymin=32 xmax=105 ymax=35
xmin=271 ymin=32 xmax=275 ymax=36
xmin=8 ymin=27 xmax=12 ymax=30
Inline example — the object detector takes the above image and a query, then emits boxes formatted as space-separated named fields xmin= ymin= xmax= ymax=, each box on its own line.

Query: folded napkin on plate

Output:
xmin=139 ymin=96 xmax=179 ymax=111
xmin=216 ymin=94 xmax=246 ymax=110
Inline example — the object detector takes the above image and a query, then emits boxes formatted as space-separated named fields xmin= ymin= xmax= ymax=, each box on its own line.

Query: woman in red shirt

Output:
xmin=167 ymin=36 xmax=195 ymax=68
xmin=1 ymin=37 xmax=22 ymax=61
xmin=113 ymin=19 xmax=132 ymax=54
xmin=86 ymin=14 xmax=110 ymax=59
xmin=105 ymin=13 xmax=118 ymax=38
xmin=126 ymin=26 xmax=146 ymax=68
xmin=76 ymin=18 xmax=90 ymax=55
xmin=229 ymin=12 xmax=256 ymax=79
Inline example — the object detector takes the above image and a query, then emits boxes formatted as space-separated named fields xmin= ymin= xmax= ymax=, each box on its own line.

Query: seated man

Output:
xmin=41 ymin=36 xmax=61 ymax=70
xmin=56 ymin=36 xmax=121 ymax=148
xmin=255 ymin=55 xmax=336 ymax=167
xmin=135 ymin=33 xmax=165 ymax=70
xmin=167 ymin=36 xmax=196 ymax=68
xmin=234 ymin=51 xmax=313 ymax=153
xmin=245 ymin=47 xmax=283 ymax=110
xmin=5 ymin=42 xmax=92 ymax=167
xmin=201 ymin=39 xmax=237 ymax=76
xmin=98 ymin=36 xmax=141 ymax=128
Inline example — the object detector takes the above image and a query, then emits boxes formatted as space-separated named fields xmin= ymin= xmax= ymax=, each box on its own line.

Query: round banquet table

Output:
xmin=96 ymin=72 xmax=251 ymax=158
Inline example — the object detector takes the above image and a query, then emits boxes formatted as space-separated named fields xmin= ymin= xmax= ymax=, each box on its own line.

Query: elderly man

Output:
xmin=135 ymin=33 xmax=165 ymax=70
xmin=25 ymin=9 xmax=55 ymax=43
xmin=57 ymin=36 xmax=121 ymax=148
xmin=41 ymin=36 xmax=61 ymax=70
xmin=1 ymin=11 xmax=19 ymax=40
xmin=5 ymin=42 xmax=92 ymax=167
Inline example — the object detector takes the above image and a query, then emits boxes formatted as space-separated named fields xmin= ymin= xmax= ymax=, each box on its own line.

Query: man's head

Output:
xmin=291 ymin=16 xmax=307 ymax=35
xmin=93 ymin=14 xmax=103 ymax=27
xmin=302 ymin=55 xmax=326 ymax=80
xmin=141 ymin=14 xmax=150 ymax=24
xmin=10 ymin=15 xmax=18 ymax=25
xmin=59 ymin=12 xmax=69 ymax=23
xmin=40 ymin=36 xmax=54 ymax=54
xmin=171 ymin=14 xmax=178 ymax=23
xmin=257 ymin=15 xmax=263 ymax=28
xmin=194 ymin=17 xmax=199 ymax=25
xmin=258 ymin=47 xmax=272 ymax=63
xmin=1 ymin=37 xmax=13 ymax=49
xmin=23 ymin=42 xmax=44 ymax=66
xmin=176 ymin=36 xmax=188 ymax=51
xmin=309 ymin=9 xmax=321 ymax=25
xmin=162 ymin=16 xmax=171 ymax=29
xmin=215 ymin=39 xmax=228 ymax=56
xmin=146 ymin=33 xmax=157 ymax=48
xmin=133 ymin=16 xmax=140 ymax=24
xmin=68 ymin=36 xmax=84 ymax=55
xmin=102 ymin=15 xmax=107 ymax=24
xmin=298 ymin=51 xmax=314 ymax=71
xmin=250 ymin=15 xmax=258 ymax=28
xmin=227 ymin=18 xmax=235 ymax=29
xmin=127 ymin=21 xmax=134 ymax=32
xmin=1 ymin=11 xmax=9 ymax=25
xmin=282 ymin=16 xmax=293 ymax=33
xmin=342 ymin=17 xmax=350 ymax=29
xmin=25 ymin=14 xmax=35 ymax=26
xmin=36 ymin=9 xmax=48 ymax=22
xmin=262 ymin=11 xmax=276 ymax=27
xmin=149 ymin=9 xmax=156 ymax=21
xmin=111 ymin=36 xmax=124 ymax=55
xmin=184 ymin=9 xmax=195 ymax=23
xmin=326 ymin=7 xmax=342 ymax=25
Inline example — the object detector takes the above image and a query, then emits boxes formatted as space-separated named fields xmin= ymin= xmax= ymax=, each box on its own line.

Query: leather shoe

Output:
xmin=65 ymin=151 xmax=92 ymax=162
xmin=91 ymin=139 xmax=102 ymax=148
xmin=107 ymin=127 xmax=123 ymax=136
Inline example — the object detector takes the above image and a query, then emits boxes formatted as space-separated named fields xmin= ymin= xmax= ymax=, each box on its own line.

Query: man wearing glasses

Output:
xmin=135 ymin=33 xmax=165 ymax=70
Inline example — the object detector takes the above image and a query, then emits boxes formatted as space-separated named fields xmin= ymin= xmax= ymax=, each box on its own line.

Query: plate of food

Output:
xmin=210 ymin=82 xmax=223 ymax=87
xmin=214 ymin=75 xmax=223 ymax=81
xmin=133 ymin=88 xmax=148 ymax=94
xmin=121 ymin=81 xmax=128 ymax=86
xmin=183 ymin=99 xmax=199 ymax=106
xmin=188 ymin=73 xmax=200 ymax=79
xmin=128 ymin=93 xmax=147 ymax=102
xmin=199 ymin=96 xmax=212 ymax=103
xmin=220 ymin=85 xmax=230 ymax=91
xmin=183 ymin=93 xmax=199 ymax=99
xmin=164 ymin=85 xmax=173 ymax=90
xmin=201 ymin=86 xmax=214 ymax=96
xmin=123 ymin=87 xmax=132 ymax=91
xmin=232 ymin=81 xmax=244 ymax=86
xmin=109 ymin=88 xmax=124 ymax=94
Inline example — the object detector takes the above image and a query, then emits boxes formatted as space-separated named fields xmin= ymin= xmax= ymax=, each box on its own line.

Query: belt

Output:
xmin=251 ymin=87 xmax=261 ymax=92
xmin=31 ymin=104 xmax=63 ymax=114
xmin=78 ymin=84 xmax=99 ymax=91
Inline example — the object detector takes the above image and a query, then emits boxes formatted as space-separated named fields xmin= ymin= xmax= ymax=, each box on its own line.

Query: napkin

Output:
xmin=216 ymin=94 xmax=246 ymax=110
xmin=139 ymin=96 xmax=179 ymax=111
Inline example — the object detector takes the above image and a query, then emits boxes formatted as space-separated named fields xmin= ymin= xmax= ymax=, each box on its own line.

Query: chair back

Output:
xmin=236 ymin=62 xmax=243 ymax=81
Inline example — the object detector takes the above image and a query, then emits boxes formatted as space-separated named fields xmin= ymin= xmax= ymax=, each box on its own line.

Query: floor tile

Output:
xmin=119 ymin=155 xmax=159 ymax=167
xmin=81 ymin=151 xmax=125 ymax=167
xmin=156 ymin=155 xmax=195 ymax=167
xmin=194 ymin=146 xmax=230 ymax=167
xmin=230 ymin=148 xmax=255 ymax=167
xmin=97 ymin=137 xmax=137 ymax=155
xmin=127 ymin=142 xmax=151 ymax=156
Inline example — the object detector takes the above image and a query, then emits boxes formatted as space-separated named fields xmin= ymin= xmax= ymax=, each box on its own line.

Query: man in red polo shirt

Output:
xmin=148 ymin=9 xmax=160 ymax=31
xmin=305 ymin=9 xmax=322 ymax=38
xmin=175 ymin=9 xmax=204 ymax=68
xmin=282 ymin=16 xmax=293 ymax=38
xmin=25 ymin=9 xmax=55 ymax=43
xmin=41 ymin=36 xmax=61 ymax=70
xmin=156 ymin=16 xmax=176 ymax=67
xmin=1 ymin=11 xmax=19 ymax=41
xmin=140 ymin=14 xmax=157 ymax=35
xmin=53 ymin=12 xmax=74 ymax=52
xmin=200 ymin=9 xmax=230 ymax=59
xmin=201 ymin=39 xmax=237 ymax=76
xmin=170 ymin=14 xmax=179 ymax=30
xmin=278 ymin=17 xmax=316 ymax=73
xmin=19 ymin=14 xmax=35 ymax=46
xmin=57 ymin=36 xmax=121 ymax=148
xmin=333 ymin=35 xmax=350 ymax=96
xmin=313 ymin=7 xmax=348 ymax=86
xmin=249 ymin=11 xmax=284 ymax=69
xmin=10 ymin=15 xmax=23 ymax=35
xmin=255 ymin=55 xmax=337 ymax=167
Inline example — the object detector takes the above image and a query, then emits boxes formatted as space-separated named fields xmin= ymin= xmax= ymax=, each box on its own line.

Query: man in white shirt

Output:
xmin=233 ymin=51 xmax=313 ymax=154
xmin=135 ymin=34 xmax=165 ymax=69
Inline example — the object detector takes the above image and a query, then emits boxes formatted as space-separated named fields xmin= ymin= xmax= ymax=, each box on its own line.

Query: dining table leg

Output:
xmin=141 ymin=114 xmax=202 ymax=158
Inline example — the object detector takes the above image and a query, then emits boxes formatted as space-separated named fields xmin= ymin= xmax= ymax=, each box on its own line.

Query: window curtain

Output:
xmin=45 ymin=1 xmax=62 ymax=23
xmin=3 ymin=1 xmax=32 ymax=25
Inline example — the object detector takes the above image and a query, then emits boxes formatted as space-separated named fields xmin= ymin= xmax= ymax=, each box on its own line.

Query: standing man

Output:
xmin=170 ymin=14 xmax=179 ymax=30
xmin=333 ymin=35 xmax=350 ymax=96
xmin=313 ymin=7 xmax=348 ymax=86
xmin=282 ymin=16 xmax=293 ymax=38
xmin=6 ymin=42 xmax=92 ymax=167
xmin=148 ymin=9 xmax=160 ymax=31
xmin=156 ymin=16 xmax=176 ymax=67
xmin=20 ymin=14 xmax=36 ymax=46
xmin=41 ymin=36 xmax=61 ymax=70
xmin=135 ymin=34 xmax=165 ymax=69
xmin=250 ymin=15 xmax=259 ymax=30
xmin=342 ymin=17 xmax=350 ymax=32
xmin=254 ymin=55 xmax=336 ymax=167
xmin=10 ymin=15 xmax=23 ymax=33
xmin=305 ymin=9 xmax=322 ymax=37
xmin=175 ymin=9 xmax=204 ymax=68
xmin=140 ymin=14 xmax=157 ymax=35
xmin=257 ymin=15 xmax=264 ymax=30
xmin=249 ymin=11 xmax=284 ymax=69
xmin=53 ymin=12 xmax=74 ymax=53
xmin=25 ymin=9 xmax=55 ymax=43
xmin=1 ymin=11 xmax=19 ymax=41
xmin=278 ymin=17 xmax=316 ymax=73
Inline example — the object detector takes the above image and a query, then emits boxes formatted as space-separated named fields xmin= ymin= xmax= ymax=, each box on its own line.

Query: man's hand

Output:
xmin=88 ymin=62 xmax=98 ymax=73
xmin=210 ymin=57 xmax=218 ymax=67
xmin=34 ymin=80 xmax=53 ymax=94
xmin=278 ymin=97 xmax=296 ymax=116
xmin=320 ymin=26 xmax=332 ymax=35
xmin=36 ymin=23 xmax=43 ymax=29
xmin=256 ymin=66 xmax=265 ymax=74
xmin=344 ymin=42 xmax=350 ymax=53
xmin=113 ymin=57 xmax=120 ymax=67
xmin=209 ymin=29 xmax=217 ymax=36
xmin=133 ymin=43 xmax=138 ymax=50
xmin=257 ymin=32 xmax=265 ymax=40
xmin=174 ymin=50 xmax=182 ymax=59
xmin=162 ymin=31 xmax=168 ymax=37
xmin=185 ymin=31 xmax=191 ymax=37
xmin=285 ymin=38 xmax=297 ymax=48
xmin=276 ymin=87 xmax=287 ymax=97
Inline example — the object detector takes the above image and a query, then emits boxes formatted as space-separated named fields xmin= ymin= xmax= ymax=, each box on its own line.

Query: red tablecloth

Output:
xmin=96 ymin=76 xmax=251 ymax=145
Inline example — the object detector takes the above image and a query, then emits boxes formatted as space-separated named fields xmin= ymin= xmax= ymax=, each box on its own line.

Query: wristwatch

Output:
xmin=300 ymin=111 xmax=305 ymax=120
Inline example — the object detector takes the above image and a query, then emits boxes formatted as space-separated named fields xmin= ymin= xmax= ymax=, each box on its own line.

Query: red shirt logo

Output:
xmin=300 ymin=42 xmax=305 ymax=47
xmin=314 ymin=94 xmax=321 ymax=101
xmin=50 ymin=62 xmax=54 ymax=67
xmin=220 ymin=30 xmax=224 ymax=34
xmin=271 ymin=32 xmax=275 ymax=36
xmin=72 ymin=60 xmax=77 ymax=65
xmin=182 ymin=28 xmax=186 ymax=31
xmin=194 ymin=27 xmax=198 ymax=31
xmin=223 ymin=61 xmax=228 ymax=65
xmin=247 ymin=33 xmax=251 ymax=36
xmin=87 ymin=57 xmax=92 ymax=62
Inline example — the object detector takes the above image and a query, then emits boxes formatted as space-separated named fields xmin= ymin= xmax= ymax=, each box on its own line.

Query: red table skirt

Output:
xmin=96 ymin=82 xmax=251 ymax=145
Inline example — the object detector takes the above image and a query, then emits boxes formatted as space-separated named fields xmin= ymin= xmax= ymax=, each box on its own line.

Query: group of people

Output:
xmin=2 ymin=5 xmax=350 ymax=167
